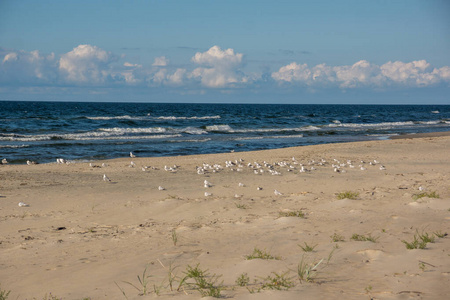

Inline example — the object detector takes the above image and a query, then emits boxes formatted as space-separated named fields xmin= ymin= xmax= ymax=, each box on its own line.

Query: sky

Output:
xmin=0 ymin=0 xmax=449 ymax=104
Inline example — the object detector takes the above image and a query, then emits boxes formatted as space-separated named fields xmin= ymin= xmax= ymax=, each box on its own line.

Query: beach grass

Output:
xmin=412 ymin=191 xmax=439 ymax=200
xmin=245 ymin=248 xmax=281 ymax=260
xmin=350 ymin=233 xmax=378 ymax=242
xmin=336 ymin=191 xmax=359 ymax=200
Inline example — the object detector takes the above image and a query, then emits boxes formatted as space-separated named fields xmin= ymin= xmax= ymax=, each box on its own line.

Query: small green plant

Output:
xmin=122 ymin=264 xmax=153 ymax=295
xmin=350 ymin=233 xmax=378 ymax=242
xmin=298 ymin=242 xmax=318 ymax=252
xmin=402 ymin=235 xmax=427 ymax=249
xmin=330 ymin=233 xmax=345 ymax=242
xmin=260 ymin=272 xmax=295 ymax=290
xmin=412 ymin=191 xmax=439 ymax=200
xmin=278 ymin=210 xmax=305 ymax=218
xmin=418 ymin=231 xmax=435 ymax=244
xmin=235 ymin=273 xmax=250 ymax=287
xmin=235 ymin=203 xmax=248 ymax=209
xmin=433 ymin=230 xmax=448 ymax=238
xmin=297 ymin=256 xmax=323 ymax=283
xmin=171 ymin=229 xmax=178 ymax=246
xmin=245 ymin=248 xmax=281 ymax=260
xmin=336 ymin=191 xmax=359 ymax=200
xmin=402 ymin=230 xmax=435 ymax=249
xmin=365 ymin=285 xmax=373 ymax=293
xmin=0 ymin=285 xmax=11 ymax=300
xmin=177 ymin=264 xmax=223 ymax=298
xmin=157 ymin=259 xmax=178 ymax=292
xmin=419 ymin=262 xmax=426 ymax=272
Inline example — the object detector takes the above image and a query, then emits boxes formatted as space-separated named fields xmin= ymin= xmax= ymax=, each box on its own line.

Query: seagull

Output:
xmin=204 ymin=192 xmax=212 ymax=197
xmin=103 ymin=174 xmax=111 ymax=182
xmin=18 ymin=202 xmax=30 ymax=207
xmin=1 ymin=158 xmax=8 ymax=164
xmin=234 ymin=194 xmax=242 ymax=198
xmin=158 ymin=186 xmax=165 ymax=191
xmin=27 ymin=160 xmax=38 ymax=165
xmin=129 ymin=161 xmax=136 ymax=168
xmin=257 ymin=187 xmax=263 ymax=190
xmin=238 ymin=182 xmax=245 ymax=187
xmin=130 ymin=152 xmax=136 ymax=158
xmin=274 ymin=190 xmax=283 ymax=196
xmin=102 ymin=163 xmax=108 ymax=167
xmin=379 ymin=165 xmax=386 ymax=170
xmin=418 ymin=186 xmax=425 ymax=191
xmin=204 ymin=180 xmax=212 ymax=188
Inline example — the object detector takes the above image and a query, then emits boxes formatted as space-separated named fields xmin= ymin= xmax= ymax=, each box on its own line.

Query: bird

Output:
xmin=18 ymin=202 xmax=30 ymax=207
xmin=158 ymin=186 xmax=165 ymax=191
xmin=204 ymin=180 xmax=212 ymax=188
xmin=257 ymin=187 xmax=263 ymax=191
xmin=238 ymin=182 xmax=245 ymax=187
xmin=1 ymin=158 xmax=8 ymax=164
xmin=103 ymin=174 xmax=111 ymax=182
xmin=130 ymin=152 xmax=136 ymax=158
xmin=204 ymin=192 xmax=212 ymax=197
xmin=379 ymin=165 xmax=386 ymax=170
xmin=274 ymin=190 xmax=283 ymax=196
xmin=129 ymin=161 xmax=136 ymax=168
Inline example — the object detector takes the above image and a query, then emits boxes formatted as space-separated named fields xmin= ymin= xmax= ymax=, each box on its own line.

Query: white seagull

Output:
xmin=158 ymin=186 xmax=165 ymax=191
xmin=274 ymin=190 xmax=283 ymax=196
xmin=204 ymin=180 xmax=212 ymax=188
xmin=18 ymin=202 xmax=30 ymax=207
xmin=103 ymin=174 xmax=111 ymax=182
xmin=130 ymin=152 xmax=136 ymax=158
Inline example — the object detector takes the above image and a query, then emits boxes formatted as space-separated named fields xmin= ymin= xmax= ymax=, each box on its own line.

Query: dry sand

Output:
xmin=1 ymin=135 xmax=449 ymax=300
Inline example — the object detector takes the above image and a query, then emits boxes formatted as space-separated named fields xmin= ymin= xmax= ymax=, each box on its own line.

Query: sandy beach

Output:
xmin=1 ymin=135 xmax=449 ymax=300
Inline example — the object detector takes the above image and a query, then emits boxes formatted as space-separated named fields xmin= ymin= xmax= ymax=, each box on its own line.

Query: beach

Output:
xmin=1 ymin=135 xmax=449 ymax=299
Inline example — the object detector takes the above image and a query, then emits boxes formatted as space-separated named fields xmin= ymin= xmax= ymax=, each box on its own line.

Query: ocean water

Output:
xmin=1 ymin=101 xmax=449 ymax=164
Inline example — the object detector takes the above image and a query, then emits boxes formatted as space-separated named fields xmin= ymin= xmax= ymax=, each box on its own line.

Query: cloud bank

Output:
xmin=1 ymin=45 xmax=449 ymax=92
xmin=271 ymin=60 xmax=450 ymax=88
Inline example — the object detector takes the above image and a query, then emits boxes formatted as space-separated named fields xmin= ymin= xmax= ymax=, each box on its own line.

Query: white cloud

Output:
xmin=59 ymin=44 xmax=117 ymax=83
xmin=152 ymin=56 xmax=169 ymax=67
xmin=0 ymin=48 xmax=57 ymax=83
xmin=271 ymin=62 xmax=311 ymax=83
xmin=1 ymin=44 xmax=449 ymax=93
xmin=272 ymin=59 xmax=450 ymax=88
xmin=190 ymin=46 xmax=247 ymax=88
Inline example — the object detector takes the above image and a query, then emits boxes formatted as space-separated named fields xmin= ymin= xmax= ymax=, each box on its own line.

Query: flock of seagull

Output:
xmin=3 ymin=151 xmax=389 ymax=207
xmin=94 ymin=151 xmax=388 ymax=198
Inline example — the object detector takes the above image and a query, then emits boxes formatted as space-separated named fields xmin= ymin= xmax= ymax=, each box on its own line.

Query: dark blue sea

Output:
xmin=1 ymin=101 xmax=449 ymax=164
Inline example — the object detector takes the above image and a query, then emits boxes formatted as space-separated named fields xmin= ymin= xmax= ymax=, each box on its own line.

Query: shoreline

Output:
xmin=3 ymin=130 xmax=450 ymax=166
xmin=1 ymin=135 xmax=449 ymax=299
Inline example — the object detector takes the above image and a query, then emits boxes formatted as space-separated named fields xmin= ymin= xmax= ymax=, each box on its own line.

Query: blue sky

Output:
xmin=0 ymin=0 xmax=449 ymax=104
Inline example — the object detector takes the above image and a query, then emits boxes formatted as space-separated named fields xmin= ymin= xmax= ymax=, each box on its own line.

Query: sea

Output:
xmin=1 ymin=101 xmax=449 ymax=164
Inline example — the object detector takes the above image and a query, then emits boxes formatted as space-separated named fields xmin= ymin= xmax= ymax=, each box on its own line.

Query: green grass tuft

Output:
xmin=278 ymin=210 xmax=305 ymax=218
xmin=298 ymin=242 xmax=318 ymax=252
xmin=336 ymin=191 xmax=359 ymax=200
xmin=245 ymin=248 xmax=281 ymax=260
xmin=412 ymin=191 xmax=439 ymax=200
xmin=351 ymin=233 xmax=378 ymax=243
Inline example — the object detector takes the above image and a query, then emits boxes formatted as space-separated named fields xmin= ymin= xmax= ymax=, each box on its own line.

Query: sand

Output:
xmin=1 ymin=135 xmax=449 ymax=300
